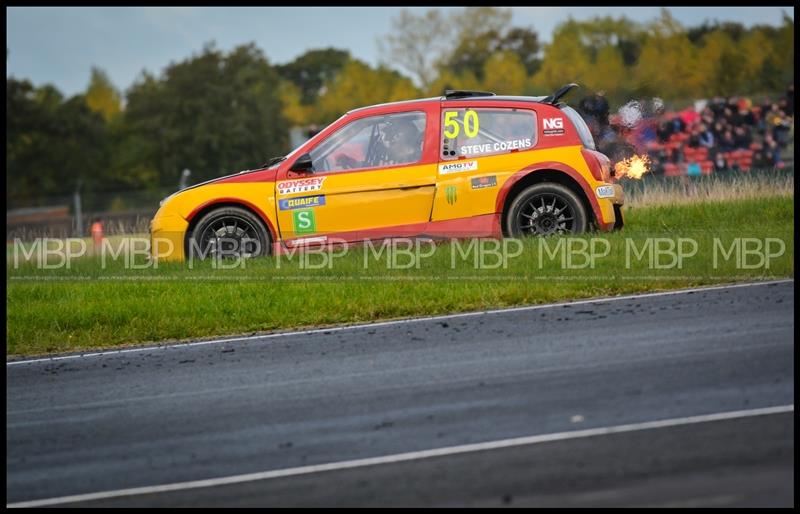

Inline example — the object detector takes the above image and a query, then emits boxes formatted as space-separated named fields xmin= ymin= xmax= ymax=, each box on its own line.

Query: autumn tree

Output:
xmin=85 ymin=67 xmax=122 ymax=121
xmin=378 ymin=9 xmax=453 ymax=90
xmin=315 ymin=59 xmax=420 ymax=124
xmin=276 ymin=48 xmax=350 ymax=105
xmin=481 ymin=51 xmax=527 ymax=95
xmin=531 ymin=20 xmax=593 ymax=94
xmin=114 ymin=43 xmax=288 ymax=189
xmin=695 ymin=30 xmax=746 ymax=97
xmin=632 ymin=9 xmax=700 ymax=101
xmin=7 ymin=78 xmax=110 ymax=205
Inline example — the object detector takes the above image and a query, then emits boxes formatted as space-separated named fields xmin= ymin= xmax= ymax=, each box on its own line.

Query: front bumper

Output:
xmin=150 ymin=213 xmax=188 ymax=262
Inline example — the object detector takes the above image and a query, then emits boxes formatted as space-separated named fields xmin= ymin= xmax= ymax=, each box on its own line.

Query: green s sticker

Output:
xmin=293 ymin=209 xmax=317 ymax=234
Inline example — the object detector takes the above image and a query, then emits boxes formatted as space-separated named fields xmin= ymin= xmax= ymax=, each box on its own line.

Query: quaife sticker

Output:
xmin=279 ymin=195 xmax=326 ymax=211
xmin=471 ymin=175 xmax=497 ymax=189
xmin=439 ymin=160 xmax=478 ymax=174
xmin=292 ymin=209 xmax=317 ymax=234
xmin=459 ymin=138 xmax=532 ymax=156
xmin=543 ymin=117 xmax=565 ymax=136
xmin=278 ymin=177 xmax=326 ymax=195
xmin=596 ymin=185 xmax=616 ymax=198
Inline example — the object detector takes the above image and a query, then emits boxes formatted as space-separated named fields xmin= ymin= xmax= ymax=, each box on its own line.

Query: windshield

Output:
xmin=562 ymin=106 xmax=596 ymax=150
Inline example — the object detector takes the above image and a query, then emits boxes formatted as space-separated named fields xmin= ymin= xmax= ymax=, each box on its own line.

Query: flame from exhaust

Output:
xmin=614 ymin=155 xmax=651 ymax=180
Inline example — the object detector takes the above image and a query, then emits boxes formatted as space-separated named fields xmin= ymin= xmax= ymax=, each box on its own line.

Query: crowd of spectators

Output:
xmin=578 ymin=84 xmax=794 ymax=177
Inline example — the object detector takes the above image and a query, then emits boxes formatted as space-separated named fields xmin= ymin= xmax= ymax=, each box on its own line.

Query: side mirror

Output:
xmin=290 ymin=153 xmax=314 ymax=173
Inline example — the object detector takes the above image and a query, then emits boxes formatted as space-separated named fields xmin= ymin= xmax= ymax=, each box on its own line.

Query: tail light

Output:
xmin=581 ymin=148 xmax=612 ymax=182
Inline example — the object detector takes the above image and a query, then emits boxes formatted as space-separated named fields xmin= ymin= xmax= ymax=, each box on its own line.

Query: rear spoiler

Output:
xmin=543 ymin=83 xmax=579 ymax=105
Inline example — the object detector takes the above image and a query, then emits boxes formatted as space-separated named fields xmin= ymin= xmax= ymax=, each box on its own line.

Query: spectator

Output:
xmin=712 ymin=121 xmax=726 ymax=140
xmin=751 ymin=145 xmax=771 ymax=169
xmin=763 ymin=134 xmax=783 ymax=167
xmin=668 ymin=115 xmax=686 ymax=134
xmin=713 ymin=151 xmax=728 ymax=173
xmin=733 ymin=126 xmax=752 ymax=150
xmin=90 ymin=217 xmax=104 ymax=255
xmin=719 ymin=130 xmax=737 ymax=152
xmin=602 ymin=91 xmax=791 ymax=175
xmin=698 ymin=124 xmax=714 ymax=148
xmin=657 ymin=120 xmax=673 ymax=143
xmin=687 ymin=127 xmax=701 ymax=148
xmin=594 ymin=91 xmax=610 ymax=127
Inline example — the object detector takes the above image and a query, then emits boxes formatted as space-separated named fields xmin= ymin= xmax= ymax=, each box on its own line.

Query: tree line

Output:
xmin=6 ymin=8 xmax=794 ymax=207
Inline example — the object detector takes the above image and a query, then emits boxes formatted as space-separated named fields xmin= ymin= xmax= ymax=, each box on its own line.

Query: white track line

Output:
xmin=7 ymin=404 xmax=793 ymax=508
xmin=7 ymin=279 xmax=793 ymax=366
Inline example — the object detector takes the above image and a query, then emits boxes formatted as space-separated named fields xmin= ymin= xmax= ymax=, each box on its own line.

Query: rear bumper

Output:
xmin=595 ymin=183 xmax=625 ymax=231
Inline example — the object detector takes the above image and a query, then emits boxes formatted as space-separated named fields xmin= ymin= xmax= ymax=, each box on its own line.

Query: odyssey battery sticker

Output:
xmin=278 ymin=177 xmax=326 ymax=195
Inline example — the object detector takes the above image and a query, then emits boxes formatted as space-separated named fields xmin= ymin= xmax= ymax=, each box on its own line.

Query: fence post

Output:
xmin=74 ymin=186 xmax=83 ymax=237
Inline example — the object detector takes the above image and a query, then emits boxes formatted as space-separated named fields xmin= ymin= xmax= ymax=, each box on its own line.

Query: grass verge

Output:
xmin=7 ymin=195 xmax=793 ymax=357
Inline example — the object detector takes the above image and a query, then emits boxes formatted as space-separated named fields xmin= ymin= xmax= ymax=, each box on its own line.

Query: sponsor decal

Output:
xmin=443 ymin=110 xmax=480 ymax=139
xmin=459 ymin=138 xmax=532 ymax=156
xmin=543 ymin=117 xmax=565 ymax=136
xmin=289 ymin=235 xmax=327 ymax=246
xmin=439 ymin=160 xmax=478 ymax=174
xmin=471 ymin=175 xmax=497 ymax=189
xmin=279 ymin=195 xmax=326 ymax=211
xmin=596 ymin=185 xmax=616 ymax=198
xmin=292 ymin=209 xmax=317 ymax=235
xmin=445 ymin=185 xmax=458 ymax=205
xmin=278 ymin=177 xmax=326 ymax=195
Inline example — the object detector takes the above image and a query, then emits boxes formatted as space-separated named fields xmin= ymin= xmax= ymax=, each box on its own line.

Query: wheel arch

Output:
xmin=497 ymin=164 xmax=601 ymax=236
xmin=185 ymin=199 xmax=277 ymax=250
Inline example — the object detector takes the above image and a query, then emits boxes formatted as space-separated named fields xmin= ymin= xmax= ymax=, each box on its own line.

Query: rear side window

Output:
xmin=441 ymin=108 xmax=537 ymax=160
xmin=562 ymin=106 xmax=596 ymax=150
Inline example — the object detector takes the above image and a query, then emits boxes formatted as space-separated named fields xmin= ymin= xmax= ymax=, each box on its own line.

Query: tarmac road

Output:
xmin=6 ymin=280 xmax=794 ymax=507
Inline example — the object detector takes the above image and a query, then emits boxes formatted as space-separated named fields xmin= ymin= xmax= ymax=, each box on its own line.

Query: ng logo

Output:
xmin=543 ymin=118 xmax=564 ymax=130
xmin=445 ymin=185 xmax=458 ymax=205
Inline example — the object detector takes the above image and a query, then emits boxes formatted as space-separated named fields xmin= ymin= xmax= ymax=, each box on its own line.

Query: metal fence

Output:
xmin=6 ymin=188 xmax=175 ymax=241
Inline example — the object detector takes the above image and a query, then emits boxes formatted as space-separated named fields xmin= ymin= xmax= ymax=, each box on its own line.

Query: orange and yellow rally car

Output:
xmin=150 ymin=84 xmax=624 ymax=261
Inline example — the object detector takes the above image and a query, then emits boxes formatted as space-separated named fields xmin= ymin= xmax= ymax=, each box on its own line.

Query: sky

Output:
xmin=6 ymin=6 xmax=794 ymax=97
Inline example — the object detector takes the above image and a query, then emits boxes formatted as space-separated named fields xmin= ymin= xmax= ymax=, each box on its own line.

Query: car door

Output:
xmin=276 ymin=106 xmax=439 ymax=245
xmin=431 ymin=103 xmax=539 ymax=222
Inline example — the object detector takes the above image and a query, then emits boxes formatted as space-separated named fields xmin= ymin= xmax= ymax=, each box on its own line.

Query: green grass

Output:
xmin=6 ymin=196 xmax=793 ymax=357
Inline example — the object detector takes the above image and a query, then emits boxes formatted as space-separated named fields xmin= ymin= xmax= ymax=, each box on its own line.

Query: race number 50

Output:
xmin=443 ymin=110 xmax=480 ymax=139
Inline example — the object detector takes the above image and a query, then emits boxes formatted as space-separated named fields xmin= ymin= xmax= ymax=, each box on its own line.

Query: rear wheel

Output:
xmin=505 ymin=183 xmax=588 ymax=237
xmin=188 ymin=206 xmax=271 ymax=260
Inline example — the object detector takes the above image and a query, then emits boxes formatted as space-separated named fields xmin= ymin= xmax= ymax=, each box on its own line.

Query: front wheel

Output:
xmin=505 ymin=183 xmax=588 ymax=237
xmin=188 ymin=206 xmax=271 ymax=260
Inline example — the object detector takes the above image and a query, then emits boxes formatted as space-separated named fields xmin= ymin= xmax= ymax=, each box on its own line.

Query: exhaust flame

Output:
xmin=614 ymin=155 xmax=651 ymax=180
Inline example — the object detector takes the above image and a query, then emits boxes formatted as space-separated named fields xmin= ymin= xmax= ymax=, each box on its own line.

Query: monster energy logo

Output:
xmin=445 ymin=185 xmax=458 ymax=205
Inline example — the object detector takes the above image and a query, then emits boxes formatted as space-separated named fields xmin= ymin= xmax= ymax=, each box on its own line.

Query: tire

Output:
xmin=505 ymin=182 xmax=588 ymax=237
xmin=188 ymin=206 xmax=271 ymax=260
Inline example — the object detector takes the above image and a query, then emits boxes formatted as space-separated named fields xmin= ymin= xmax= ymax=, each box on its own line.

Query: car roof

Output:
xmin=347 ymin=94 xmax=549 ymax=114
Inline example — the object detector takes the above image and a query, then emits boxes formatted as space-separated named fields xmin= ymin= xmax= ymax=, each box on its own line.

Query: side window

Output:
xmin=441 ymin=108 xmax=537 ymax=160
xmin=309 ymin=111 xmax=426 ymax=173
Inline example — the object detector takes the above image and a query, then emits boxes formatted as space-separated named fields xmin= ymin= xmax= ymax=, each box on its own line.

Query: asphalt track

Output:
xmin=6 ymin=280 xmax=794 ymax=507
